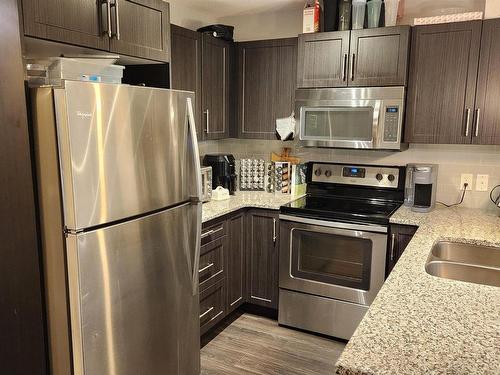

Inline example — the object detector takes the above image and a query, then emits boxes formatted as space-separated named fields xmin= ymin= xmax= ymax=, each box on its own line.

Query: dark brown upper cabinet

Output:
xmin=297 ymin=32 xmax=349 ymax=88
xmin=405 ymin=21 xmax=482 ymax=144
xmin=349 ymin=26 xmax=410 ymax=87
xmin=170 ymin=25 xmax=202 ymax=138
xmin=236 ymin=38 xmax=297 ymax=139
xmin=474 ymin=18 xmax=500 ymax=145
xmin=246 ymin=210 xmax=279 ymax=309
xmin=21 ymin=0 xmax=170 ymax=62
xmin=202 ymin=34 xmax=232 ymax=140
xmin=297 ymin=26 xmax=410 ymax=88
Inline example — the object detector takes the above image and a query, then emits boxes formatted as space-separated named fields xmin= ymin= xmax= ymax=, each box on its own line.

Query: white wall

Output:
xmin=167 ymin=0 xmax=218 ymax=30
xmin=485 ymin=0 xmax=500 ymax=18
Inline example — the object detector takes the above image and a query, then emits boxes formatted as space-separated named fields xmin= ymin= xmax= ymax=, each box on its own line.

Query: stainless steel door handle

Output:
xmin=110 ymin=0 xmax=120 ymax=40
xmin=199 ymin=306 xmax=214 ymax=319
xmin=390 ymin=233 xmax=396 ymax=262
xmin=198 ymin=263 xmax=214 ymax=274
xmin=201 ymin=227 xmax=223 ymax=239
xmin=464 ymin=108 xmax=471 ymax=137
xmin=204 ymin=109 xmax=209 ymax=133
xmin=474 ymin=108 xmax=481 ymax=137
xmin=273 ymin=218 xmax=277 ymax=243
xmin=102 ymin=0 xmax=112 ymax=37
xmin=342 ymin=53 xmax=348 ymax=81
xmin=350 ymin=53 xmax=355 ymax=81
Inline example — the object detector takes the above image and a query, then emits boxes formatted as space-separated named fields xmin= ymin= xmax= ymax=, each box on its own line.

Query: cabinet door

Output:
xmin=202 ymin=35 xmax=231 ymax=140
xmin=109 ymin=0 xmax=170 ymax=62
xmin=22 ymin=0 xmax=109 ymax=50
xmin=386 ymin=224 xmax=418 ymax=276
xmin=170 ymin=25 xmax=202 ymax=139
xmin=349 ymin=26 xmax=410 ymax=87
xmin=297 ymin=31 xmax=350 ymax=88
xmin=237 ymin=38 xmax=297 ymax=139
xmin=246 ymin=210 xmax=279 ymax=309
xmin=405 ymin=21 xmax=482 ymax=144
xmin=473 ymin=18 xmax=500 ymax=145
xmin=226 ymin=213 xmax=245 ymax=313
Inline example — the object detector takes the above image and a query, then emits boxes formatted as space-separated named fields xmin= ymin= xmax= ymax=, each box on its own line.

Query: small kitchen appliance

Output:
xmin=405 ymin=164 xmax=438 ymax=213
xmin=279 ymin=162 xmax=406 ymax=340
xmin=203 ymin=154 xmax=237 ymax=195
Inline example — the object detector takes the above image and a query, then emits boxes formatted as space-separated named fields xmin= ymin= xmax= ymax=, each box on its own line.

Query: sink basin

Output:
xmin=425 ymin=241 xmax=500 ymax=287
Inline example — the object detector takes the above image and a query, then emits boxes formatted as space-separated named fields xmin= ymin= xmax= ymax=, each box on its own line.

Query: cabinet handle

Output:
xmin=342 ymin=53 xmax=348 ymax=81
xmin=350 ymin=53 xmax=355 ymax=81
xmin=110 ymin=0 xmax=120 ymax=40
xmin=198 ymin=263 xmax=214 ymax=274
xmin=464 ymin=108 xmax=471 ymax=137
xmin=272 ymin=218 xmax=277 ymax=243
xmin=390 ymin=233 xmax=396 ymax=262
xmin=102 ymin=0 xmax=112 ymax=38
xmin=199 ymin=306 xmax=214 ymax=319
xmin=204 ymin=109 xmax=209 ymax=133
xmin=201 ymin=226 xmax=223 ymax=239
xmin=474 ymin=108 xmax=481 ymax=138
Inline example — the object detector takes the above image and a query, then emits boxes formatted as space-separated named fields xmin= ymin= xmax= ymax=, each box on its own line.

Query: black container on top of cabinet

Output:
xmin=324 ymin=0 xmax=339 ymax=32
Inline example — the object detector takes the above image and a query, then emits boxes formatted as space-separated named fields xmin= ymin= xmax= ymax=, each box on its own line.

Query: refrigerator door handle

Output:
xmin=186 ymin=97 xmax=202 ymax=295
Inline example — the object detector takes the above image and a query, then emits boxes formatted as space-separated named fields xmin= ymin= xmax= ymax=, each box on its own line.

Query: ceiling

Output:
xmin=175 ymin=0 xmax=305 ymax=18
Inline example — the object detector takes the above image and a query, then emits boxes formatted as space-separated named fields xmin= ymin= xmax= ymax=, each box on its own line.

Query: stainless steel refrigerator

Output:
xmin=30 ymin=80 xmax=202 ymax=375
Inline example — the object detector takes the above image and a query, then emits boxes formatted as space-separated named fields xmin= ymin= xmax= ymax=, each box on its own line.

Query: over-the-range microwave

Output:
xmin=295 ymin=86 xmax=408 ymax=151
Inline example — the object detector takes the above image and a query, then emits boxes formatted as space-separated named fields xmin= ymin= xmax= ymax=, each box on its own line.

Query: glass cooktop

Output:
xmin=280 ymin=195 xmax=402 ymax=225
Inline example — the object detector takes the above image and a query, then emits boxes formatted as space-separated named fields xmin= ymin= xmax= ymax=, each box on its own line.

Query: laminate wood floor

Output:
xmin=201 ymin=313 xmax=346 ymax=375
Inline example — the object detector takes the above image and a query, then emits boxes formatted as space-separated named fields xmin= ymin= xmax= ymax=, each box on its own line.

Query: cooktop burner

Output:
xmin=281 ymin=195 xmax=402 ymax=225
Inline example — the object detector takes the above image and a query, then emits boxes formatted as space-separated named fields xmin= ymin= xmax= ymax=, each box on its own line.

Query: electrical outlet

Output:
xmin=460 ymin=174 xmax=473 ymax=190
xmin=476 ymin=174 xmax=489 ymax=191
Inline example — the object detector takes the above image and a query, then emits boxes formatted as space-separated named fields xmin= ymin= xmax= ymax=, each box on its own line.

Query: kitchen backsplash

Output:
xmin=199 ymin=139 xmax=500 ymax=212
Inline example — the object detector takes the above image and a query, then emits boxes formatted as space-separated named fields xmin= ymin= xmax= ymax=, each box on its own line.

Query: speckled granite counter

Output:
xmin=336 ymin=206 xmax=500 ymax=375
xmin=202 ymin=191 xmax=300 ymax=223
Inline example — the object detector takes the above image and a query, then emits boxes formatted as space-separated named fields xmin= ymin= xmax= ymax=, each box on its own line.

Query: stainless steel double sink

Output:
xmin=425 ymin=241 xmax=500 ymax=287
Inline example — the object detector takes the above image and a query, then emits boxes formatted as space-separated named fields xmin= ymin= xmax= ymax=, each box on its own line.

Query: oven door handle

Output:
xmin=279 ymin=214 xmax=388 ymax=233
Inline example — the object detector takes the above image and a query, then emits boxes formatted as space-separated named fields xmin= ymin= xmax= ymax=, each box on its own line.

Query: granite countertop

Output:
xmin=202 ymin=191 xmax=300 ymax=223
xmin=335 ymin=206 xmax=500 ymax=375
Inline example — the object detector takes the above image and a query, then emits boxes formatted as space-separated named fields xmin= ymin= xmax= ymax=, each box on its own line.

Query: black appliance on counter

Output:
xmin=203 ymin=154 xmax=237 ymax=195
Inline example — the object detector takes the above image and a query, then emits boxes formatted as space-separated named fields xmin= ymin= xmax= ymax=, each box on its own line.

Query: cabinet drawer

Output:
xmin=199 ymin=237 xmax=225 ymax=289
xmin=201 ymin=221 xmax=226 ymax=246
xmin=199 ymin=279 xmax=225 ymax=335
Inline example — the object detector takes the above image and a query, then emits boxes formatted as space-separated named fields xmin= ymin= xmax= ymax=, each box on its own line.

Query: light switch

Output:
xmin=476 ymin=174 xmax=489 ymax=192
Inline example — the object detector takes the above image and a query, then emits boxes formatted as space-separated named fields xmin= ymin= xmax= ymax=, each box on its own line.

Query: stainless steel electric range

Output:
xmin=278 ymin=162 xmax=406 ymax=340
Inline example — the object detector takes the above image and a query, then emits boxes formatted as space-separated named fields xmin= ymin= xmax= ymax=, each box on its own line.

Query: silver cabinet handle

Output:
xmin=350 ymin=53 xmax=355 ymax=81
xmin=102 ymin=0 xmax=112 ymax=37
xmin=474 ymin=108 xmax=481 ymax=137
xmin=110 ymin=0 xmax=120 ymax=40
xmin=342 ymin=53 xmax=348 ymax=81
xmin=464 ymin=108 xmax=471 ymax=137
xmin=204 ymin=109 xmax=209 ymax=133
xmin=198 ymin=263 xmax=214 ymax=274
xmin=199 ymin=306 xmax=214 ymax=319
xmin=390 ymin=233 xmax=396 ymax=262
xmin=272 ymin=218 xmax=277 ymax=243
xmin=201 ymin=226 xmax=223 ymax=239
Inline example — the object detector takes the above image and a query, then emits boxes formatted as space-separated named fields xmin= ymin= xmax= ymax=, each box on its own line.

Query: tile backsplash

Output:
xmin=199 ymin=139 xmax=500 ymax=212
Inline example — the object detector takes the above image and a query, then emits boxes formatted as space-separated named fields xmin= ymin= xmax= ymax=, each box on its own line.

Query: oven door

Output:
xmin=279 ymin=215 xmax=388 ymax=306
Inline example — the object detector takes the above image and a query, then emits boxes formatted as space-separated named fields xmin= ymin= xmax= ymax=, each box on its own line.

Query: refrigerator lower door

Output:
xmin=66 ymin=203 xmax=200 ymax=375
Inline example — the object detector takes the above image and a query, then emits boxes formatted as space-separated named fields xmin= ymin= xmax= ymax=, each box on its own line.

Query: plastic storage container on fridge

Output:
xmin=47 ymin=58 xmax=125 ymax=85
xmin=367 ymin=0 xmax=382 ymax=28
xmin=352 ymin=0 xmax=367 ymax=30
xmin=384 ymin=0 xmax=399 ymax=26
xmin=338 ymin=0 xmax=352 ymax=31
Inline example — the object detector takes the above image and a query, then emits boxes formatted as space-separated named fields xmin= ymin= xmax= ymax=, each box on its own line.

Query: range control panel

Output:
xmin=311 ymin=163 xmax=400 ymax=188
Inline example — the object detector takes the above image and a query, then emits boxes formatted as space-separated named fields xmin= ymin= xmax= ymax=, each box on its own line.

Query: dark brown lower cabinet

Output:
xmin=386 ymin=224 xmax=418 ymax=276
xmin=246 ymin=210 xmax=279 ymax=309
xmin=226 ymin=213 xmax=246 ymax=313
xmin=199 ymin=279 xmax=226 ymax=335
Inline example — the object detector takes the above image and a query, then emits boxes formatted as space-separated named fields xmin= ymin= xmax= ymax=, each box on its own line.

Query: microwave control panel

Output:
xmin=383 ymin=106 xmax=400 ymax=142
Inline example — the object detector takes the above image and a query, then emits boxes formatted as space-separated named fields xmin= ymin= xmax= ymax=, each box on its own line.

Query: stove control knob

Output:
xmin=388 ymin=174 xmax=396 ymax=182
xmin=376 ymin=173 xmax=383 ymax=181
xmin=314 ymin=168 xmax=322 ymax=176
xmin=325 ymin=170 xmax=332 ymax=177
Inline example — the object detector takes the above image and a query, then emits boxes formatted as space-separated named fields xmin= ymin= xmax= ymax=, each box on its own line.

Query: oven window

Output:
xmin=303 ymin=107 xmax=374 ymax=141
xmin=291 ymin=229 xmax=372 ymax=290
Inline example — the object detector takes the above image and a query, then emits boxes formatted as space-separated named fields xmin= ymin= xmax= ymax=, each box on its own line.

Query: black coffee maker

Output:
xmin=202 ymin=154 xmax=237 ymax=195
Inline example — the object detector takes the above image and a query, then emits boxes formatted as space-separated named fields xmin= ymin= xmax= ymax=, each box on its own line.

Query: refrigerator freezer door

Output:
xmin=66 ymin=203 xmax=200 ymax=375
xmin=54 ymin=81 xmax=196 ymax=230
